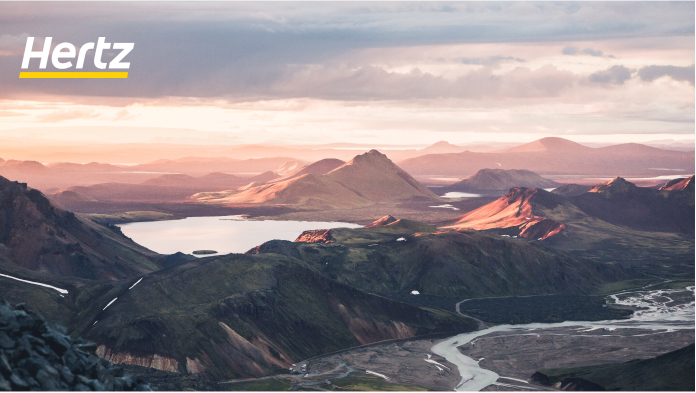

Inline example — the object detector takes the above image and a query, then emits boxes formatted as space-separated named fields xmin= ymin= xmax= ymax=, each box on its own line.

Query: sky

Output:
xmin=0 ymin=1 xmax=694 ymax=147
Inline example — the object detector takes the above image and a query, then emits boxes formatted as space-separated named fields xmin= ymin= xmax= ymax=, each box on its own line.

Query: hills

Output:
xmin=445 ymin=177 xmax=694 ymax=273
xmin=398 ymin=137 xmax=695 ymax=177
xmin=442 ymin=187 xmax=567 ymax=240
xmin=0 ymin=176 xmax=159 ymax=280
xmin=192 ymin=150 xmax=439 ymax=209
xmin=440 ymin=168 xmax=559 ymax=193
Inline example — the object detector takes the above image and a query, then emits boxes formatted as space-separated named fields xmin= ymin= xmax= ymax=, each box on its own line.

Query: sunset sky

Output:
xmin=0 ymin=1 xmax=693 ymax=147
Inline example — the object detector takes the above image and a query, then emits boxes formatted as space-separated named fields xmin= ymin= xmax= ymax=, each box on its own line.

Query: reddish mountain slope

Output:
xmin=442 ymin=188 xmax=566 ymax=240
xmin=659 ymin=176 xmax=694 ymax=191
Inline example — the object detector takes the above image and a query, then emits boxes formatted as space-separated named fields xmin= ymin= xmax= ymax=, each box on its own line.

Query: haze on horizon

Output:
xmin=0 ymin=1 xmax=694 ymax=149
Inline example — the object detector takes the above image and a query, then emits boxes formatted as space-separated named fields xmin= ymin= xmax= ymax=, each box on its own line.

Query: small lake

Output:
xmin=119 ymin=215 xmax=361 ymax=256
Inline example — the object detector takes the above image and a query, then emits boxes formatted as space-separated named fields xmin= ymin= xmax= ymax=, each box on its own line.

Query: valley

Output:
xmin=0 ymin=137 xmax=693 ymax=391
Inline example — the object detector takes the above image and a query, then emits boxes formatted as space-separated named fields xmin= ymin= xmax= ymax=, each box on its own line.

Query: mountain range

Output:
xmin=440 ymin=168 xmax=560 ymax=193
xmin=398 ymin=137 xmax=695 ymax=177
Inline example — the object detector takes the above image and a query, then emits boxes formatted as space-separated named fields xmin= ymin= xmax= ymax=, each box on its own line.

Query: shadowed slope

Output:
xmin=0 ymin=176 xmax=159 ymax=280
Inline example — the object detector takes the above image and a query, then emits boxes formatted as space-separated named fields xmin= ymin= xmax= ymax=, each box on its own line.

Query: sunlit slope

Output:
xmin=192 ymin=150 xmax=438 ymax=208
xmin=73 ymin=253 xmax=476 ymax=380
xmin=442 ymin=188 xmax=566 ymax=240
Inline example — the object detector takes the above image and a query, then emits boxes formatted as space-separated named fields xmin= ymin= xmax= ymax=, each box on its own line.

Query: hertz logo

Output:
xmin=20 ymin=37 xmax=133 ymax=79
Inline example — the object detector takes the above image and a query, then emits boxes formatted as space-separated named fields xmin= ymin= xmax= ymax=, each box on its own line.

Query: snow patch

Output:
xmin=429 ymin=204 xmax=460 ymax=211
xmin=128 ymin=277 xmax=143 ymax=290
xmin=366 ymin=370 xmax=390 ymax=381
xmin=0 ymin=273 xmax=68 ymax=294
xmin=396 ymin=237 xmax=406 ymax=242
xmin=103 ymin=297 xmax=118 ymax=311
xmin=411 ymin=290 xmax=420 ymax=295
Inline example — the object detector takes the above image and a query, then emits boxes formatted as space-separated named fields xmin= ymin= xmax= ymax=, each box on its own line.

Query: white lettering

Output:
xmin=51 ymin=42 xmax=76 ymax=69
xmin=21 ymin=37 xmax=52 ymax=69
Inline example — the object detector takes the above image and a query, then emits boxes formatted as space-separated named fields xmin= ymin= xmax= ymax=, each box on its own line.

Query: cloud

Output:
xmin=0 ymin=33 xmax=30 ymax=56
xmin=458 ymin=56 xmax=525 ymax=66
xmin=588 ymin=65 xmax=632 ymax=85
xmin=638 ymin=64 xmax=695 ymax=85
xmin=35 ymin=109 xmax=100 ymax=123
xmin=563 ymin=46 xmax=614 ymax=58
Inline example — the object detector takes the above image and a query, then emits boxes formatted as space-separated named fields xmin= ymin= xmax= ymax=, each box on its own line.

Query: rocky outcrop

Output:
xmin=365 ymin=215 xmax=398 ymax=228
xmin=96 ymin=346 xmax=179 ymax=373
xmin=295 ymin=229 xmax=335 ymax=243
xmin=0 ymin=300 xmax=155 ymax=391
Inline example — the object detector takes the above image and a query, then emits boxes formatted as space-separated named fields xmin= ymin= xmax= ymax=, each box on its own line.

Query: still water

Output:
xmin=119 ymin=215 xmax=361 ymax=255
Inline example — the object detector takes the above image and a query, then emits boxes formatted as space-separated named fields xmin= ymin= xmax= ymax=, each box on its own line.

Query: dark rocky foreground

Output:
xmin=0 ymin=300 xmax=156 ymax=391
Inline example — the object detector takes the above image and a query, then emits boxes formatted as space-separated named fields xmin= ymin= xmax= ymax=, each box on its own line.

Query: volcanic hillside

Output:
xmin=441 ymin=168 xmax=560 ymax=193
xmin=0 ymin=176 xmax=159 ymax=280
xmin=398 ymin=137 xmax=695 ymax=177
xmin=192 ymin=150 xmax=438 ymax=209
xmin=442 ymin=187 xmax=567 ymax=240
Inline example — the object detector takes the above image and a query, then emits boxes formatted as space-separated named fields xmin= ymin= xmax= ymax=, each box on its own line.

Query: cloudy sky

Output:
xmin=0 ymin=1 xmax=693 ymax=146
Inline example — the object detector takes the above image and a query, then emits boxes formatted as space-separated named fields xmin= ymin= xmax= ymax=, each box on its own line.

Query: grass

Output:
xmin=84 ymin=211 xmax=175 ymax=224
xmin=326 ymin=374 xmax=428 ymax=391
xmin=458 ymin=294 xmax=632 ymax=324
xmin=192 ymin=250 xmax=218 ymax=255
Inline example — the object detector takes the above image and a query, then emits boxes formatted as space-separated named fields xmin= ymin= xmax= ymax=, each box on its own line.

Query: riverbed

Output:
xmin=432 ymin=286 xmax=695 ymax=391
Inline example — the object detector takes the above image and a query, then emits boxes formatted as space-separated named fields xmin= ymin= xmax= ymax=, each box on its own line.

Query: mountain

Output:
xmin=191 ymin=150 xmax=438 ymax=208
xmin=496 ymin=137 xmax=592 ymax=153
xmin=659 ymin=175 xmax=694 ymax=191
xmin=273 ymin=158 xmax=345 ymax=183
xmin=442 ymin=188 xmax=567 ymax=240
xmin=247 ymin=219 xmax=630 ymax=301
xmin=0 ymin=176 xmax=159 ymax=280
xmin=397 ymin=137 xmax=695 ymax=177
xmin=573 ymin=177 xmax=694 ymax=233
xmin=418 ymin=141 xmax=468 ymax=155
xmin=70 ymin=252 xmax=476 ymax=380
xmin=441 ymin=168 xmax=560 ymax=192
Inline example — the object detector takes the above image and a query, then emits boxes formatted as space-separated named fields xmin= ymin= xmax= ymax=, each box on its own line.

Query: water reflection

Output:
xmin=119 ymin=216 xmax=361 ymax=255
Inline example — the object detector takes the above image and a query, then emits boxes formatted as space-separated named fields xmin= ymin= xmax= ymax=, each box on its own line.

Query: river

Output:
xmin=431 ymin=286 xmax=695 ymax=391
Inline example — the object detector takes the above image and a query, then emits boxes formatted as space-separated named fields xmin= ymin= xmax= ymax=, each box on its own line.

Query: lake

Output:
xmin=119 ymin=215 xmax=361 ymax=255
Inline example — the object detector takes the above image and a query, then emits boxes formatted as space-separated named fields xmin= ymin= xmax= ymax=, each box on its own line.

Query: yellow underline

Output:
xmin=19 ymin=72 xmax=128 ymax=79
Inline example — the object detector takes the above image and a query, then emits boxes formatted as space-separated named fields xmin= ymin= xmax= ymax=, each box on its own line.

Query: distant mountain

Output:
xmin=45 ymin=162 xmax=125 ymax=173
xmin=442 ymin=188 xmax=567 ymax=240
xmin=397 ymin=137 xmax=695 ymax=177
xmin=192 ymin=150 xmax=438 ymax=208
xmin=0 ymin=176 xmax=159 ymax=280
xmin=418 ymin=141 xmax=469 ymax=155
xmin=441 ymin=168 xmax=559 ymax=192
xmin=495 ymin=137 xmax=592 ymax=153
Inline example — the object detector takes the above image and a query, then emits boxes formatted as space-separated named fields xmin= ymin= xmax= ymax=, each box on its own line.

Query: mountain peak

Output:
xmin=365 ymin=215 xmax=398 ymax=228
xmin=589 ymin=177 xmax=638 ymax=195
